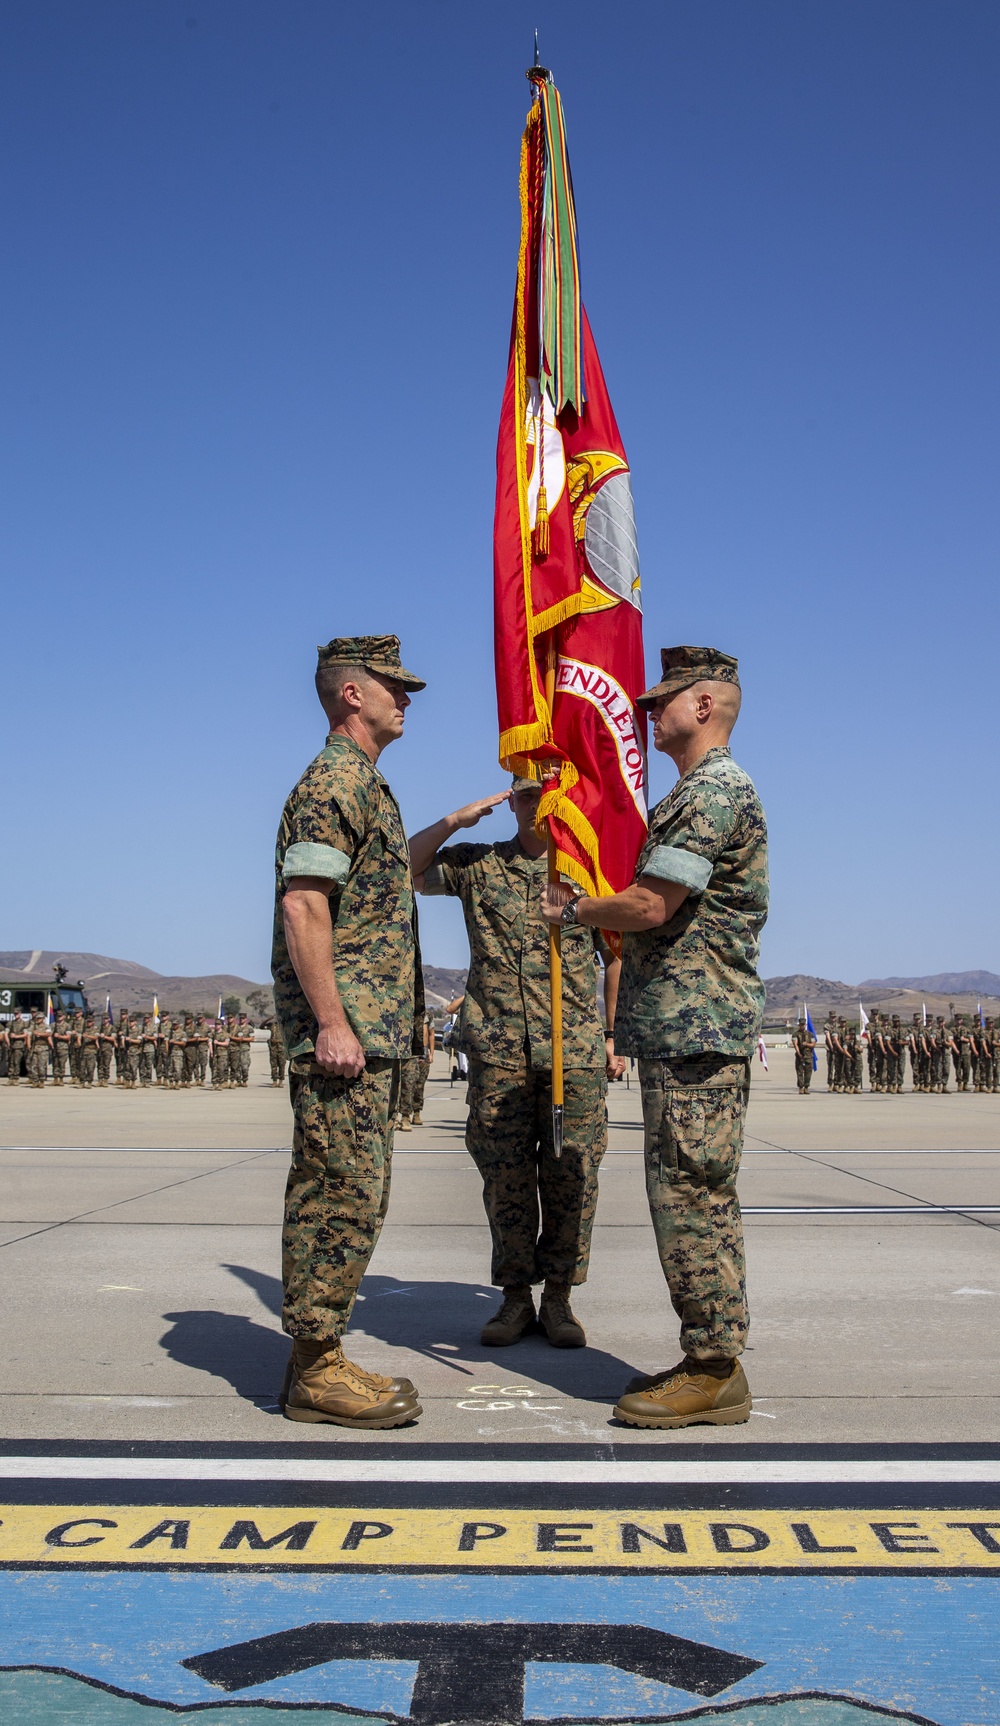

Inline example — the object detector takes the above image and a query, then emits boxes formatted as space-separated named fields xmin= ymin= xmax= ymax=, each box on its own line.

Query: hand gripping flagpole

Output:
xmin=544 ymin=634 xmax=564 ymax=1158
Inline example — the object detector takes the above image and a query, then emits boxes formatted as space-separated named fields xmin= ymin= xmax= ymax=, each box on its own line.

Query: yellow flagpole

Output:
xmin=544 ymin=635 xmax=564 ymax=1157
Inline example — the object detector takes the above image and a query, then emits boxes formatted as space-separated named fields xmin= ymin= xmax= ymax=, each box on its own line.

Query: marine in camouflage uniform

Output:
xmin=139 ymin=1016 xmax=157 ymax=1086
xmin=952 ymin=1014 xmax=973 ymax=1092
xmin=6 ymin=1015 xmax=28 ymax=1083
xmin=167 ymin=1018 xmax=186 ymax=1089
xmin=79 ymin=1015 xmax=99 ymax=1086
xmin=51 ymin=1013 xmax=71 ymax=1085
xmin=26 ymin=1012 xmax=51 ymax=1087
xmin=272 ymin=633 xmax=425 ymax=1427
xmin=885 ymin=1015 xmax=906 ymax=1093
xmin=823 ymin=1013 xmax=841 ymax=1091
xmin=96 ymin=1016 xmax=116 ymax=1086
xmin=544 ymin=647 xmax=768 ymax=1430
xmin=844 ymin=1023 xmax=862 ymax=1092
xmin=792 ymin=1017 xmax=816 ymax=1093
xmin=235 ymin=1015 xmax=254 ymax=1086
xmin=265 ymin=1016 xmax=287 ymax=1086
xmin=931 ymin=1016 xmax=952 ymax=1092
xmin=210 ymin=1019 xmax=230 ymax=1087
xmin=414 ymin=778 xmax=621 ymax=1348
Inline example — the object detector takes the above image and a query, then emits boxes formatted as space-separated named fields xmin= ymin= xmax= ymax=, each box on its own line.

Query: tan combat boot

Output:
xmin=411 ymin=1111 xmax=423 ymax=1125
xmin=615 ymin=1359 xmax=751 ymax=1429
xmin=277 ymin=1345 xmax=415 ymax=1413
xmin=397 ymin=1114 xmax=412 ymax=1132
xmin=284 ymin=1340 xmax=421 ymax=1428
xmin=538 ymin=1287 xmax=586 ymax=1348
xmin=480 ymin=1287 xmax=536 ymax=1347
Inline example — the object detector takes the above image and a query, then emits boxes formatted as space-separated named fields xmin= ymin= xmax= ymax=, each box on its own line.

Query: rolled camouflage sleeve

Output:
xmin=639 ymin=782 xmax=739 ymax=895
xmin=280 ymin=791 xmax=356 ymax=888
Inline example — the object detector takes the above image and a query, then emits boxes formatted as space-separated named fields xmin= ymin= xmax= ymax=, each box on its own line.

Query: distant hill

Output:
xmin=859 ymin=971 xmax=1000 ymax=997
xmin=0 ymin=950 xmax=271 ymax=1018
xmin=0 ymin=948 xmax=472 ymax=1021
xmin=423 ymin=966 xmax=468 ymax=1009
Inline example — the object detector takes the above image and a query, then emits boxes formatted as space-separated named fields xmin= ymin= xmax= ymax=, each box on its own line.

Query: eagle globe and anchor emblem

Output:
xmin=525 ymin=379 xmax=642 ymax=615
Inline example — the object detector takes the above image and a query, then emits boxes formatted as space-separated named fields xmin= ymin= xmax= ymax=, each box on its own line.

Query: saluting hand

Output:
xmin=451 ymin=792 xmax=510 ymax=830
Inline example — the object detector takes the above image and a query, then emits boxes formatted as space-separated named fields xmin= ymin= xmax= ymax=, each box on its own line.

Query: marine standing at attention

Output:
xmin=410 ymin=776 xmax=625 ymax=1350
xmin=792 ymin=1016 xmax=816 ymax=1094
xmin=272 ymin=635 xmax=424 ymax=1428
xmin=541 ymin=646 xmax=768 ymax=1429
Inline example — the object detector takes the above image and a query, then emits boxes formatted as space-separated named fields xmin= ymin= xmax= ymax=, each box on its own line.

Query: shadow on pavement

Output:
xmin=214 ymin=1264 xmax=639 ymax=1399
xmin=159 ymin=1307 xmax=286 ymax=1403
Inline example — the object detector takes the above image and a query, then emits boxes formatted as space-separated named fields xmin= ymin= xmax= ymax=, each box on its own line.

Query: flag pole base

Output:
xmin=552 ymin=1103 xmax=563 ymax=1159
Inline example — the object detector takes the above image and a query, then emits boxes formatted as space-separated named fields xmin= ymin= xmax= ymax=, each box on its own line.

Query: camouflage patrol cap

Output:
xmin=637 ymin=645 xmax=740 ymax=710
xmin=316 ymin=634 xmax=426 ymax=692
xmin=511 ymin=774 xmax=543 ymax=794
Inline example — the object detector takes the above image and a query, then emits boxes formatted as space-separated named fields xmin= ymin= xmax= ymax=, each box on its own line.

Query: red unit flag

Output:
xmin=494 ymin=73 xmax=647 ymax=930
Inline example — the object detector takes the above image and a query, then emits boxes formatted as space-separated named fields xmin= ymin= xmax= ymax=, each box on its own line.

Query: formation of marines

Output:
xmin=816 ymin=1010 xmax=999 ymax=1094
xmin=1 ymin=1010 xmax=279 ymax=1090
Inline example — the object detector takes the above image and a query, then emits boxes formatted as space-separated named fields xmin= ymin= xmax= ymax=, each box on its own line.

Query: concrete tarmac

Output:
xmin=0 ymin=1045 xmax=998 ymax=1445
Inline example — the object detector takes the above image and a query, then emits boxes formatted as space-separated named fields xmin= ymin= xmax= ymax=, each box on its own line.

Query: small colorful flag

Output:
xmin=46 ymin=994 xmax=54 ymax=1027
xmin=757 ymin=1035 xmax=768 ymax=1070
xmin=152 ymin=994 xmax=159 ymax=1024
xmin=859 ymin=1003 xmax=870 ymax=1041
xmin=217 ymin=995 xmax=225 ymax=1021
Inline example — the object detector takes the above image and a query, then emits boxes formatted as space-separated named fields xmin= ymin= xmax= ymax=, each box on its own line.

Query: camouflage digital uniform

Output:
xmin=6 ymin=1016 xmax=28 ymax=1083
xmin=823 ymin=1015 xmax=840 ymax=1091
xmin=123 ymin=1016 xmax=141 ymax=1085
xmin=844 ymin=1024 xmax=862 ymax=1092
xmin=167 ymin=1020 xmax=186 ymax=1088
xmin=96 ymin=1017 xmax=116 ymax=1086
xmin=885 ymin=1016 xmax=906 ymax=1092
xmin=265 ymin=1017 xmax=287 ymax=1085
xmin=26 ymin=1013 xmax=51 ymax=1086
xmin=615 ymin=745 xmax=769 ymax=1364
xmin=990 ymin=1020 xmax=1000 ymax=1093
xmin=272 ymin=731 xmax=421 ymax=1343
xmin=952 ymin=1015 xmax=973 ymax=1091
xmin=423 ymin=838 xmax=611 ymax=1289
xmin=931 ymin=1017 xmax=952 ymax=1092
xmin=210 ymin=1020 xmax=230 ymax=1086
xmin=51 ymin=1014 xmax=71 ymax=1085
xmin=155 ymin=1020 xmax=170 ymax=1084
xmin=235 ymin=1016 xmax=253 ymax=1086
xmin=792 ymin=1019 xmax=816 ymax=1092
xmin=79 ymin=1017 xmax=99 ymax=1086
xmin=138 ymin=1017 xmax=157 ymax=1086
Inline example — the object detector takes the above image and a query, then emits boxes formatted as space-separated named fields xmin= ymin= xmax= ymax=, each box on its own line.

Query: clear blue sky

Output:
xmin=4 ymin=1 xmax=998 ymax=985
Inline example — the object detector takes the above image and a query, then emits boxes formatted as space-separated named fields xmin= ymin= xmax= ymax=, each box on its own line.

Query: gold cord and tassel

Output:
xmin=533 ymin=484 xmax=549 ymax=559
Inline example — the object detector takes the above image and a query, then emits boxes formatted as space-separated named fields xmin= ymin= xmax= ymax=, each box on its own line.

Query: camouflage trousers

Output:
xmin=399 ymin=1055 xmax=429 ymax=1117
xmin=97 ymin=1044 xmax=114 ymax=1084
xmin=794 ymin=1055 xmax=812 ymax=1091
xmin=79 ymin=1045 xmax=97 ymax=1085
xmin=269 ymin=1043 xmax=286 ymax=1082
xmin=953 ymin=1049 xmax=972 ymax=1089
xmin=465 ymin=1061 xmax=606 ymax=1289
xmin=211 ymin=1050 xmax=229 ymax=1086
xmin=638 ymin=1054 xmax=750 ymax=1363
xmin=282 ymin=1057 xmax=399 ymax=1340
xmin=229 ymin=1045 xmax=250 ymax=1086
xmin=51 ymin=1041 xmax=69 ymax=1083
xmin=27 ymin=1044 xmax=48 ymax=1086
xmin=139 ymin=1045 xmax=156 ymax=1085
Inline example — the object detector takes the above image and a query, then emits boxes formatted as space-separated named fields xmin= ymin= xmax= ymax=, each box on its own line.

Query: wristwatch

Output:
xmin=560 ymin=893 xmax=582 ymax=927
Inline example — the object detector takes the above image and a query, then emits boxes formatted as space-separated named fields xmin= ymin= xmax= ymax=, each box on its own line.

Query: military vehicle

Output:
xmin=0 ymin=964 xmax=88 ymax=1075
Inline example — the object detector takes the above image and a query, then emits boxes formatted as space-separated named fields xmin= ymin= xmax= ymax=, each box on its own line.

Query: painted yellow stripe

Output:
xmin=2 ymin=1507 xmax=999 ymax=1569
